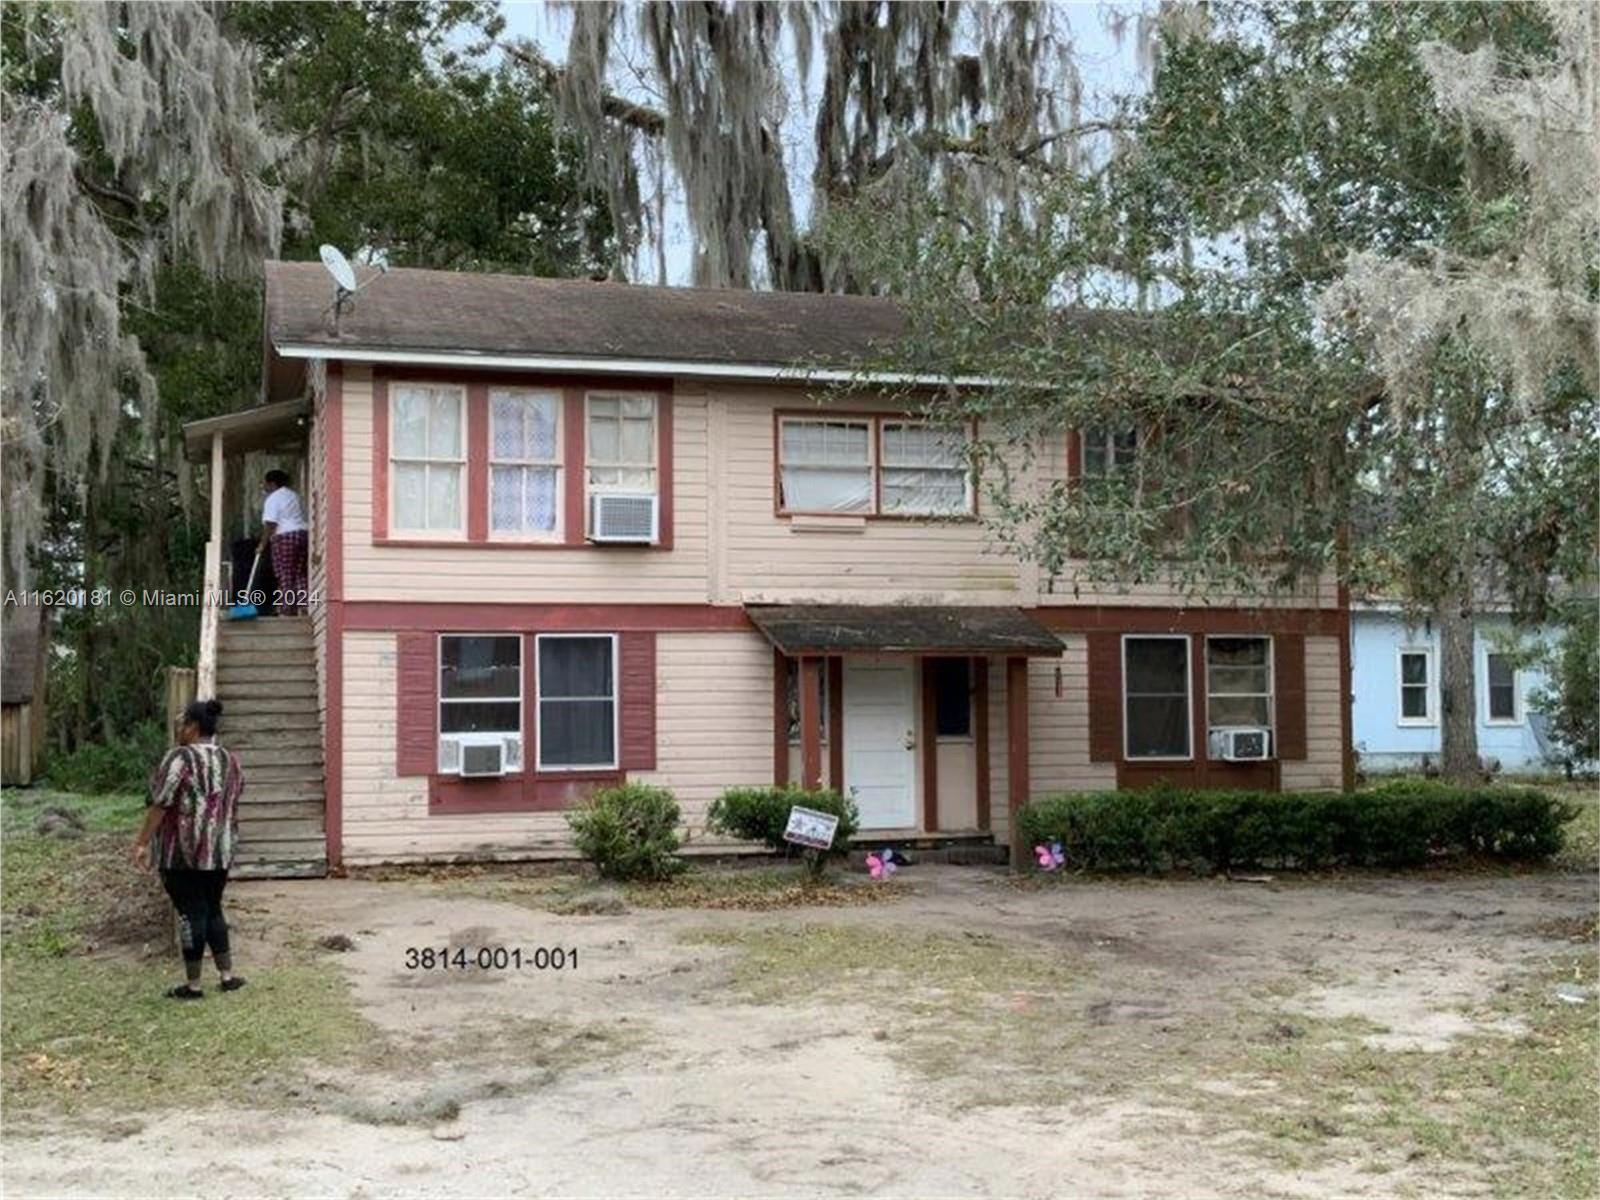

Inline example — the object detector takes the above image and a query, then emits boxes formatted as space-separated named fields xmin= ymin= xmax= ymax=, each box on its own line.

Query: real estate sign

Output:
xmin=782 ymin=806 xmax=839 ymax=851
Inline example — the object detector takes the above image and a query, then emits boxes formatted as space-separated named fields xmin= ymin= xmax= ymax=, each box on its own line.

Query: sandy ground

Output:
xmin=4 ymin=864 xmax=1593 ymax=1199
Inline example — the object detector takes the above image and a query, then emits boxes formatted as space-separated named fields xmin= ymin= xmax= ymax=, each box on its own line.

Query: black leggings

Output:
xmin=160 ymin=869 xmax=231 ymax=981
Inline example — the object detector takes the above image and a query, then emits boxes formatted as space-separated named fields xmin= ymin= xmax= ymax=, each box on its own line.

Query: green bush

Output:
xmin=42 ymin=721 xmax=170 ymax=795
xmin=565 ymin=783 xmax=686 ymax=882
xmin=1016 ymin=780 xmax=1574 ymax=873
xmin=707 ymin=786 xmax=860 ymax=879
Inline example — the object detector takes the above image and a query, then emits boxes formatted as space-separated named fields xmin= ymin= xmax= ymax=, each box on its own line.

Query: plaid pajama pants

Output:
xmin=269 ymin=530 xmax=309 ymax=614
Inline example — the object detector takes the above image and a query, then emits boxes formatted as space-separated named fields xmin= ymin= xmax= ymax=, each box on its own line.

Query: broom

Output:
xmin=227 ymin=548 xmax=265 ymax=621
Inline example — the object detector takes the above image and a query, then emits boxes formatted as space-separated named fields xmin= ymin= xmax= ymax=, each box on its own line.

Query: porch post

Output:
xmin=196 ymin=432 xmax=226 ymax=701
xmin=1006 ymin=655 xmax=1030 ymax=868
xmin=799 ymin=655 xmax=823 ymax=791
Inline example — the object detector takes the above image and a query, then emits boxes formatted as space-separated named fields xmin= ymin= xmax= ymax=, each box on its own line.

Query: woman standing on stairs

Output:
xmin=133 ymin=698 xmax=247 ymax=1000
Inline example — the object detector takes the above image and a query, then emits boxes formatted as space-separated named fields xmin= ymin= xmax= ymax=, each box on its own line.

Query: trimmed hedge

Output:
xmin=707 ymin=786 xmax=860 ymax=879
xmin=1015 ymin=780 xmax=1575 ymax=873
xmin=566 ymin=783 xmax=686 ymax=881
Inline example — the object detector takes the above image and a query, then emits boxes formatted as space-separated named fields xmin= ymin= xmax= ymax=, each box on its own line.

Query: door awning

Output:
xmin=182 ymin=397 xmax=310 ymax=463
xmin=745 ymin=604 xmax=1064 ymax=656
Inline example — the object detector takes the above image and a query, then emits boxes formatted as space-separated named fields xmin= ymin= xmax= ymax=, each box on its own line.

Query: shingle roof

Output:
xmin=264 ymin=262 xmax=911 ymax=370
xmin=745 ymin=604 xmax=1065 ymax=656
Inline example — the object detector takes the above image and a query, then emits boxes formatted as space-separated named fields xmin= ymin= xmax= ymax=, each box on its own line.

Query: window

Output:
xmin=932 ymin=658 xmax=973 ymax=738
xmin=1485 ymin=652 xmax=1519 ymax=723
xmin=785 ymin=663 xmax=830 ymax=742
xmin=778 ymin=415 xmax=976 ymax=516
xmin=391 ymin=384 xmax=465 ymax=532
xmin=1398 ymin=648 xmax=1434 ymax=724
xmin=536 ymin=635 xmax=617 ymax=769
xmin=881 ymin=422 xmax=970 ymax=515
xmin=490 ymin=390 xmax=561 ymax=537
xmin=779 ymin=419 xmax=874 ymax=513
xmin=1206 ymin=637 xmax=1273 ymax=730
xmin=587 ymin=395 xmax=657 ymax=494
xmin=1082 ymin=428 xmax=1137 ymax=478
xmin=1124 ymin=636 xmax=1191 ymax=759
xmin=439 ymin=635 xmax=522 ymax=735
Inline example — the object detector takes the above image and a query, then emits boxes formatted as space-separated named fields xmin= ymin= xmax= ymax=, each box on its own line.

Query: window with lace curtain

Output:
xmin=490 ymin=390 xmax=561 ymax=537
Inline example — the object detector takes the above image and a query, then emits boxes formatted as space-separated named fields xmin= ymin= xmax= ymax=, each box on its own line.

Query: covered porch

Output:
xmin=749 ymin=605 xmax=1063 ymax=857
xmin=182 ymin=397 xmax=311 ymax=698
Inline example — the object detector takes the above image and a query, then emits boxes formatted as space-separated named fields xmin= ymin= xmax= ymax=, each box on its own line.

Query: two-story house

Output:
xmin=182 ymin=263 xmax=1352 ymax=876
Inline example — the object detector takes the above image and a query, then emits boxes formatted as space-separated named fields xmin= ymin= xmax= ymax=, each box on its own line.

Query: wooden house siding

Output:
xmin=1028 ymin=638 xmax=1119 ymax=799
xmin=1280 ymin=635 xmax=1346 ymax=791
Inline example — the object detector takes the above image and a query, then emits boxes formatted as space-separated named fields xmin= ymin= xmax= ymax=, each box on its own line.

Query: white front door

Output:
xmin=843 ymin=659 xmax=916 ymax=829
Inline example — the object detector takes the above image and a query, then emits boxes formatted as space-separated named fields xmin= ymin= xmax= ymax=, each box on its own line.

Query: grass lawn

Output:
xmin=0 ymin=788 xmax=370 ymax=1119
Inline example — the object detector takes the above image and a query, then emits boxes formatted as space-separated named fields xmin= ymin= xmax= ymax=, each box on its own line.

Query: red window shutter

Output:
xmin=396 ymin=632 xmax=437 ymax=776
xmin=1087 ymin=631 xmax=1122 ymax=763
xmin=619 ymin=631 xmax=657 ymax=771
xmin=1275 ymin=633 xmax=1307 ymax=760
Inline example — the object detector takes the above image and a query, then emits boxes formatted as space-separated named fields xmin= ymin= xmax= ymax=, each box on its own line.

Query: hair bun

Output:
xmin=205 ymin=699 xmax=224 ymax=718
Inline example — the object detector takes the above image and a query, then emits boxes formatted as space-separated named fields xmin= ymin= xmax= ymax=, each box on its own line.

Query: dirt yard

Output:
xmin=4 ymin=860 xmax=1595 ymax=1199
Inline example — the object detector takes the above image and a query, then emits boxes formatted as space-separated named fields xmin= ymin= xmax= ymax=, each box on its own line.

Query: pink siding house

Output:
xmin=183 ymin=263 xmax=1352 ymax=877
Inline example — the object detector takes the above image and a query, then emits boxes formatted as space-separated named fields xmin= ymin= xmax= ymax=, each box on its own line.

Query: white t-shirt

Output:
xmin=262 ymin=486 xmax=307 ymax=535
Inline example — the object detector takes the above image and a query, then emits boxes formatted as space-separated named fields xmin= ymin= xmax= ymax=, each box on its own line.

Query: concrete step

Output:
xmin=237 ymin=749 xmax=324 ymax=769
xmin=220 ymin=651 xmax=320 ymax=670
xmin=225 ymin=720 xmax=323 ymax=741
xmin=241 ymin=816 xmax=325 ymax=842
xmin=214 ymin=681 xmax=319 ymax=701
xmin=243 ymin=766 xmax=326 ymax=787
xmin=217 ymin=697 xmax=322 ymax=715
xmin=218 ymin=665 xmax=318 ymax=684
xmin=232 ymin=853 xmax=327 ymax=880
xmin=240 ymin=785 xmax=326 ymax=806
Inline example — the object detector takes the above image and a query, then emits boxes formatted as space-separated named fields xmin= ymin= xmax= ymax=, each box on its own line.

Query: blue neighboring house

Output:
xmin=1350 ymin=604 xmax=1556 ymax=775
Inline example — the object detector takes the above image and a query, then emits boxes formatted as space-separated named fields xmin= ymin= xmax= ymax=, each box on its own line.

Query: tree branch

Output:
xmin=502 ymin=40 xmax=666 ymax=137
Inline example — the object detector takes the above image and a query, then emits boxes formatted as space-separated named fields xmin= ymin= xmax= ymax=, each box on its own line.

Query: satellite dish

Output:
xmin=320 ymin=244 xmax=357 ymax=293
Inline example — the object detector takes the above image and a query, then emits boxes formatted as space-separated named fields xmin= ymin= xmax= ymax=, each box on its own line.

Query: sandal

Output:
xmin=220 ymin=977 xmax=248 ymax=992
xmin=165 ymin=984 xmax=204 ymax=1001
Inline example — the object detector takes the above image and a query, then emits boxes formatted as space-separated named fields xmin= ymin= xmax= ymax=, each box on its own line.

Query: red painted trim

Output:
xmin=343 ymin=602 xmax=755 ymax=633
xmin=656 ymin=390 xmax=674 ymax=551
xmin=563 ymin=389 xmax=585 ymax=545
xmin=974 ymin=658 xmax=991 ymax=832
xmin=368 ymin=364 xmax=674 ymax=393
xmin=921 ymin=659 xmax=939 ymax=832
xmin=773 ymin=650 xmax=790 ymax=786
xmin=371 ymin=376 xmax=389 ymax=541
xmin=827 ymin=658 xmax=844 ymax=794
xmin=1005 ymin=656 xmax=1030 ymax=865
xmin=1190 ymin=632 xmax=1208 ymax=789
xmin=323 ymin=363 xmax=344 ymax=870
xmin=1065 ymin=428 xmax=1083 ymax=485
xmin=1036 ymin=605 xmax=1344 ymax=637
xmin=799 ymin=656 xmax=823 ymax=790
xmin=466 ymin=385 xmax=489 ymax=541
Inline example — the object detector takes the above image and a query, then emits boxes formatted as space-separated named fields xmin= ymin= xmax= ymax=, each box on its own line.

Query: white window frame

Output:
xmin=437 ymin=633 xmax=524 ymax=741
xmin=1081 ymin=427 xmax=1138 ymax=478
xmin=534 ymin=632 xmax=620 ymax=772
xmin=584 ymin=392 xmax=658 ymax=500
xmin=1122 ymin=634 xmax=1193 ymax=761
xmin=777 ymin=415 xmax=878 ymax=516
xmin=389 ymin=382 xmax=467 ymax=537
xmin=1481 ymin=647 xmax=1523 ymax=726
xmin=1204 ymin=634 xmax=1275 ymax=739
xmin=488 ymin=388 xmax=564 ymax=542
xmin=1396 ymin=646 xmax=1437 ymax=727
xmin=878 ymin=419 xmax=975 ymax=517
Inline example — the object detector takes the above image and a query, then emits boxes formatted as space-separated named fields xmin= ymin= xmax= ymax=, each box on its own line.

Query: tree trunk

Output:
xmin=1437 ymin=590 xmax=1480 ymax=782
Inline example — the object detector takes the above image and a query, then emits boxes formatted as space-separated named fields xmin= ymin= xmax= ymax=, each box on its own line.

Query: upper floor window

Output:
xmin=490 ymin=390 xmax=561 ymax=537
xmin=1485 ymin=651 xmax=1519 ymax=723
xmin=392 ymin=384 xmax=465 ymax=533
xmin=778 ymin=415 xmax=974 ymax=516
xmin=1398 ymin=647 xmax=1435 ymax=725
xmin=779 ymin=418 xmax=874 ymax=513
xmin=1124 ymin=635 xmax=1191 ymax=759
xmin=587 ymin=395 xmax=657 ymax=495
xmin=1082 ymin=428 xmax=1137 ymax=478
xmin=881 ymin=422 xmax=971 ymax=516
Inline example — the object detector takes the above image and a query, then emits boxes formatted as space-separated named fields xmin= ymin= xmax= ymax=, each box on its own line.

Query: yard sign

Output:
xmin=783 ymin=805 xmax=839 ymax=851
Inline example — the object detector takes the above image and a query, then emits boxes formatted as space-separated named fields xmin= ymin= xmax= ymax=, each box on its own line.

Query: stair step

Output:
xmin=238 ymin=799 xmax=325 ymax=820
xmin=241 ymin=817 xmax=325 ymax=841
xmin=241 ymin=786 xmax=326 ymax=805
xmin=232 ymin=857 xmax=326 ymax=880
xmin=220 ymin=652 xmax=320 ymax=670
xmin=243 ymin=768 xmax=326 ymax=787
xmin=214 ymin=682 xmax=319 ymax=701
xmin=226 ymin=724 xmax=323 ymax=742
xmin=218 ymin=666 xmax=318 ymax=683
xmin=218 ymin=697 xmax=323 ymax=715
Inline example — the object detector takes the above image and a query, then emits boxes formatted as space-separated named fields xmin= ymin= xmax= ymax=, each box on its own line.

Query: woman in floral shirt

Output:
xmin=133 ymin=698 xmax=246 ymax=999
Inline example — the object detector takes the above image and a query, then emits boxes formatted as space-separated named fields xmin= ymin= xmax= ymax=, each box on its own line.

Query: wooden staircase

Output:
xmin=217 ymin=615 xmax=327 ymax=878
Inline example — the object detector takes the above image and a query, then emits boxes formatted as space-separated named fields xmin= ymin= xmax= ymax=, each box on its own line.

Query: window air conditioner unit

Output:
xmin=438 ymin=733 xmax=522 ymax=777
xmin=1209 ymin=726 xmax=1272 ymax=761
xmin=590 ymin=493 xmax=658 ymax=543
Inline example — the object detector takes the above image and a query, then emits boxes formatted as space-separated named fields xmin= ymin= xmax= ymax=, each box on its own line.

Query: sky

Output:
xmin=489 ymin=1 xmax=1152 ymax=286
